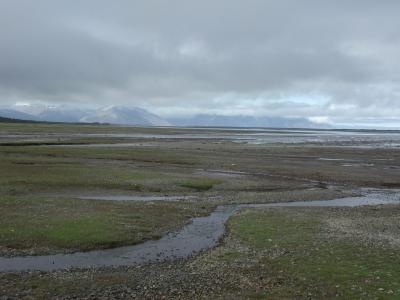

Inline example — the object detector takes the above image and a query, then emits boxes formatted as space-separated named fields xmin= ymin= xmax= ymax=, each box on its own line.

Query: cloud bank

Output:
xmin=1 ymin=0 xmax=400 ymax=126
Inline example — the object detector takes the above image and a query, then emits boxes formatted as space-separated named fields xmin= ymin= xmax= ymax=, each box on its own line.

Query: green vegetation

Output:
xmin=0 ymin=145 xmax=196 ymax=165
xmin=0 ymin=161 xmax=162 ymax=194
xmin=0 ymin=146 xmax=226 ymax=195
xmin=0 ymin=197 xmax=213 ymax=255
xmin=180 ymin=178 xmax=222 ymax=191
xmin=229 ymin=208 xmax=400 ymax=299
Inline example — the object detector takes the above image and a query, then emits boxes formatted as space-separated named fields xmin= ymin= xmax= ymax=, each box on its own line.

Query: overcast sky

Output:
xmin=1 ymin=1 xmax=400 ymax=127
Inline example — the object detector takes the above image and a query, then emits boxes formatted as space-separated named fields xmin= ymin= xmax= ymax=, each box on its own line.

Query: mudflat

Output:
xmin=1 ymin=123 xmax=400 ymax=299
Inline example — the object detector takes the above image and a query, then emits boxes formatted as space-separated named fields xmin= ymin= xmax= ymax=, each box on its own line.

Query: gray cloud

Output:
xmin=1 ymin=0 xmax=400 ymax=126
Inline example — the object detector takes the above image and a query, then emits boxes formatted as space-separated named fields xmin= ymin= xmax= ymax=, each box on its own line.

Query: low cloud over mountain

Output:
xmin=168 ymin=114 xmax=327 ymax=129
xmin=0 ymin=104 xmax=170 ymax=126
xmin=0 ymin=103 xmax=326 ymax=128
xmin=81 ymin=106 xmax=171 ymax=126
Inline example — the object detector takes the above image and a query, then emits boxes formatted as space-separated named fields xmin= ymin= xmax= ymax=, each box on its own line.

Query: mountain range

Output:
xmin=167 ymin=114 xmax=325 ymax=128
xmin=0 ymin=104 xmax=170 ymax=126
xmin=0 ymin=103 xmax=326 ymax=128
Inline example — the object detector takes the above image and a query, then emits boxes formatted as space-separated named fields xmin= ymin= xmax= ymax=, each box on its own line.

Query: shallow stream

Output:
xmin=0 ymin=189 xmax=399 ymax=272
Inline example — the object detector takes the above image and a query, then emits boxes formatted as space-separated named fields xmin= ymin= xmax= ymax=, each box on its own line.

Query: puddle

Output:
xmin=341 ymin=163 xmax=374 ymax=168
xmin=0 ymin=189 xmax=399 ymax=272
xmin=243 ymin=190 xmax=400 ymax=208
xmin=318 ymin=158 xmax=349 ymax=161
xmin=76 ymin=195 xmax=197 ymax=202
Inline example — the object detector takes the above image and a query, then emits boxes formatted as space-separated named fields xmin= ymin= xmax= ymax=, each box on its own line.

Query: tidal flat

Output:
xmin=1 ymin=123 xmax=400 ymax=299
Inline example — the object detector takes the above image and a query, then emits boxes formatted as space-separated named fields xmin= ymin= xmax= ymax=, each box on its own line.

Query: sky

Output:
xmin=1 ymin=1 xmax=400 ymax=127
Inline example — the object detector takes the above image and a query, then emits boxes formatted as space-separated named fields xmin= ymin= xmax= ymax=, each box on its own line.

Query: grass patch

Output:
xmin=180 ymin=178 xmax=222 ymax=191
xmin=0 ymin=153 xmax=229 ymax=196
xmin=229 ymin=208 xmax=400 ymax=299
xmin=0 ymin=158 xmax=169 ymax=194
xmin=0 ymin=145 xmax=196 ymax=165
xmin=0 ymin=197 xmax=213 ymax=255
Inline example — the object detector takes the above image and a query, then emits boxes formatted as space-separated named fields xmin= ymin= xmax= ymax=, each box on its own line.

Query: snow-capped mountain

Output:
xmin=0 ymin=103 xmax=327 ymax=128
xmin=0 ymin=103 xmax=171 ymax=126
xmin=81 ymin=106 xmax=171 ymax=126
xmin=0 ymin=103 xmax=93 ymax=123
xmin=10 ymin=103 xmax=50 ymax=116
xmin=0 ymin=108 xmax=39 ymax=121
xmin=37 ymin=105 xmax=93 ymax=123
